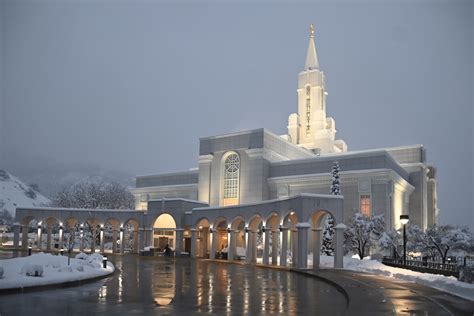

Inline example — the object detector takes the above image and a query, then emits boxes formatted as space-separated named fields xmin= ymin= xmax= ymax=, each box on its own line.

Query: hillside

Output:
xmin=0 ymin=169 xmax=50 ymax=220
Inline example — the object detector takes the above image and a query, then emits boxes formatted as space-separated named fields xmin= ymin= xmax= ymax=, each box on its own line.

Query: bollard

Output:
xmin=103 ymin=256 xmax=108 ymax=269
xmin=28 ymin=246 xmax=32 ymax=256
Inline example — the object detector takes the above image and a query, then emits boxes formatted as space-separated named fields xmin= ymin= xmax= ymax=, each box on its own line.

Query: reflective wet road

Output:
xmin=0 ymin=254 xmax=347 ymax=315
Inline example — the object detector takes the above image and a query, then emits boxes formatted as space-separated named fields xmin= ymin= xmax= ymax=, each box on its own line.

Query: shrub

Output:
xmin=22 ymin=264 xmax=44 ymax=277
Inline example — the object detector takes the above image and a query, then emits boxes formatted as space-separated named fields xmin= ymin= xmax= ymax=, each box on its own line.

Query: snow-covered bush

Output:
xmin=76 ymin=265 xmax=84 ymax=272
xmin=22 ymin=264 xmax=44 ymax=277
xmin=0 ymin=266 xmax=4 ymax=278
xmin=75 ymin=252 xmax=89 ymax=260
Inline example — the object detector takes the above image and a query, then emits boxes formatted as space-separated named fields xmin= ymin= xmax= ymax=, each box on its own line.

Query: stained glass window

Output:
xmin=223 ymin=153 xmax=240 ymax=206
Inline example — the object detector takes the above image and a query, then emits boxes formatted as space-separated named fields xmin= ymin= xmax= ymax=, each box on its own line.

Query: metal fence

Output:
xmin=381 ymin=257 xmax=464 ymax=278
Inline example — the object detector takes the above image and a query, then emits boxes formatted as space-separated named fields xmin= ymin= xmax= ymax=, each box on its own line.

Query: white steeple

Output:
xmin=304 ymin=24 xmax=319 ymax=71
xmin=287 ymin=24 xmax=347 ymax=154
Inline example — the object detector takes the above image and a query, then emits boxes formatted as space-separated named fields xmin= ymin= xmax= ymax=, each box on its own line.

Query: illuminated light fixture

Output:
xmin=244 ymin=226 xmax=249 ymax=233
xmin=400 ymin=215 xmax=409 ymax=225
xmin=290 ymin=211 xmax=295 ymax=216
xmin=226 ymin=227 xmax=231 ymax=233
xmin=199 ymin=226 xmax=203 ymax=230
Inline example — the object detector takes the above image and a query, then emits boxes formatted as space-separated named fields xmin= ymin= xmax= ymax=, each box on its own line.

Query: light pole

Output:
xmin=400 ymin=215 xmax=409 ymax=266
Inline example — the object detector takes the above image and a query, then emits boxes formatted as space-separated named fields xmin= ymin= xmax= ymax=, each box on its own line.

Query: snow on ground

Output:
xmin=0 ymin=170 xmax=50 ymax=217
xmin=0 ymin=252 xmax=114 ymax=290
xmin=317 ymin=255 xmax=474 ymax=301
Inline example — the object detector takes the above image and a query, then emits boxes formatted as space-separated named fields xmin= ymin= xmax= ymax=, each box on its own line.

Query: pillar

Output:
xmin=175 ymin=228 xmax=184 ymax=256
xmin=91 ymin=226 xmax=96 ymax=253
xmin=262 ymin=227 xmax=270 ymax=265
xmin=190 ymin=228 xmax=197 ymax=258
xmin=279 ymin=226 xmax=288 ymax=267
xmin=138 ymin=228 xmax=144 ymax=251
xmin=334 ymin=223 xmax=346 ymax=269
xmin=100 ymin=227 xmax=105 ymax=253
xmin=79 ymin=226 xmax=85 ymax=252
xmin=291 ymin=229 xmax=298 ymax=267
xmin=227 ymin=228 xmax=233 ymax=260
xmin=296 ymin=223 xmax=310 ymax=269
xmin=271 ymin=230 xmax=279 ymax=265
xmin=58 ymin=225 xmax=64 ymax=250
xmin=312 ymin=227 xmax=322 ymax=270
xmin=120 ymin=227 xmax=125 ymax=254
xmin=112 ymin=229 xmax=118 ymax=253
xmin=210 ymin=229 xmax=217 ymax=259
xmin=251 ymin=230 xmax=257 ymax=263
xmin=145 ymin=228 xmax=153 ymax=248
xmin=245 ymin=228 xmax=252 ymax=263
xmin=37 ymin=225 xmax=43 ymax=251
xmin=13 ymin=223 xmax=20 ymax=249
xmin=201 ymin=229 xmax=209 ymax=258
xmin=133 ymin=230 xmax=139 ymax=253
xmin=46 ymin=225 xmax=52 ymax=251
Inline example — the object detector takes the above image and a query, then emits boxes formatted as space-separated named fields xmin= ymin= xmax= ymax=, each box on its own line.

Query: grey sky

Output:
xmin=1 ymin=0 xmax=472 ymax=227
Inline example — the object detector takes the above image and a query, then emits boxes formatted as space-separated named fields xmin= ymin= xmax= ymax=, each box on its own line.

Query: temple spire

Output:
xmin=304 ymin=23 xmax=319 ymax=70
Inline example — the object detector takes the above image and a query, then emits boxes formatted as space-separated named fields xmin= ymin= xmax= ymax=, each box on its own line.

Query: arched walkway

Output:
xmin=153 ymin=213 xmax=176 ymax=252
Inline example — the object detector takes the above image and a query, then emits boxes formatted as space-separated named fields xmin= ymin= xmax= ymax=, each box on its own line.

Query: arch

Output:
xmin=213 ymin=216 xmax=228 ymax=229
xmin=21 ymin=215 xmax=37 ymax=226
xmin=308 ymin=209 xmax=335 ymax=229
xmin=247 ymin=213 xmax=264 ymax=230
xmin=230 ymin=215 xmax=245 ymax=230
xmin=282 ymin=210 xmax=299 ymax=229
xmin=194 ymin=217 xmax=210 ymax=228
xmin=266 ymin=213 xmax=280 ymax=231
xmin=153 ymin=213 xmax=177 ymax=251
xmin=195 ymin=218 xmax=211 ymax=258
xmin=221 ymin=151 xmax=240 ymax=206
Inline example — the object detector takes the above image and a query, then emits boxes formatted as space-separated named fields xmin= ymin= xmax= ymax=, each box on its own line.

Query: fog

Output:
xmin=0 ymin=0 xmax=472 ymax=227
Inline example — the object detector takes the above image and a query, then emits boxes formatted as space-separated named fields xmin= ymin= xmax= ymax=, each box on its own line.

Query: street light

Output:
xmin=400 ymin=214 xmax=409 ymax=266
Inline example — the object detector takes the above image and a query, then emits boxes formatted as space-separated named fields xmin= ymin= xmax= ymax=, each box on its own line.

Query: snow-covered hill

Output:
xmin=0 ymin=169 xmax=50 ymax=218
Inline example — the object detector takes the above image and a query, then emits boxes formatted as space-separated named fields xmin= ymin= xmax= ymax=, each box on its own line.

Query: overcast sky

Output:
xmin=1 ymin=0 xmax=472 ymax=227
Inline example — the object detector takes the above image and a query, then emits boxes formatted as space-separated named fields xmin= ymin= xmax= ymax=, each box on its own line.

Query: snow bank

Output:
xmin=0 ymin=252 xmax=114 ymax=290
xmin=318 ymin=255 xmax=474 ymax=301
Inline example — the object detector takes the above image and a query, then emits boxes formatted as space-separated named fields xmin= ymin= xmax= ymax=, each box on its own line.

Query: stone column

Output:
xmin=58 ymin=225 xmax=64 ymax=251
xmin=37 ymin=225 xmax=43 ymax=251
xmin=100 ymin=227 xmax=105 ymax=253
xmin=291 ymin=229 xmax=298 ymax=267
xmin=46 ymin=225 xmax=52 ymax=251
xmin=79 ymin=226 xmax=85 ymax=252
xmin=334 ymin=223 xmax=346 ymax=269
xmin=271 ymin=230 xmax=279 ymax=265
xmin=112 ymin=229 xmax=118 ymax=253
xmin=175 ymin=228 xmax=184 ymax=256
xmin=21 ymin=225 xmax=29 ymax=250
xmin=262 ymin=227 xmax=270 ymax=265
xmin=279 ymin=226 xmax=288 ymax=267
xmin=13 ymin=223 xmax=20 ymax=249
xmin=91 ymin=226 xmax=96 ymax=253
xmin=210 ymin=229 xmax=217 ymax=259
xmin=312 ymin=228 xmax=323 ymax=270
xmin=296 ymin=223 xmax=310 ymax=269
xmin=138 ymin=228 xmax=144 ymax=251
xmin=227 ymin=229 xmax=235 ymax=261
xmin=251 ymin=230 xmax=257 ymax=263
xmin=190 ymin=228 xmax=197 ymax=258
xmin=120 ymin=227 xmax=125 ymax=254
xmin=145 ymin=228 xmax=153 ymax=248
xmin=201 ymin=229 xmax=209 ymax=258
xmin=245 ymin=228 xmax=252 ymax=263
xmin=133 ymin=230 xmax=139 ymax=253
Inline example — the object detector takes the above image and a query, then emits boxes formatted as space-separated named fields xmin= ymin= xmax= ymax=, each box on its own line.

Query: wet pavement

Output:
xmin=0 ymin=253 xmax=347 ymax=315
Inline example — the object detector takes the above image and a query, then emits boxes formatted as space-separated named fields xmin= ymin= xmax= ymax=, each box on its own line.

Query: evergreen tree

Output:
xmin=321 ymin=161 xmax=341 ymax=255
xmin=330 ymin=161 xmax=341 ymax=195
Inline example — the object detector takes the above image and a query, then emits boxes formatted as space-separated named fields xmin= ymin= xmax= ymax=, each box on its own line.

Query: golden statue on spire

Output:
xmin=310 ymin=23 xmax=315 ymax=38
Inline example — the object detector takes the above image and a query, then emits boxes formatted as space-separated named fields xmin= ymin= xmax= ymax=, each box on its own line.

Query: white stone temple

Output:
xmin=13 ymin=25 xmax=438 ymax=269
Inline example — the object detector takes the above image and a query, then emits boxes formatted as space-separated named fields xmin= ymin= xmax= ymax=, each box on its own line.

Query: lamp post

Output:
xmin=400 ymin=215 xmax=409 ymax=266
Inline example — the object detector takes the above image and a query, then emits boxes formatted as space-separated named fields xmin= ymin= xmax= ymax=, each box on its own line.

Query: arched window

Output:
xmin=222 ymin=152 xmax=240 ymax=206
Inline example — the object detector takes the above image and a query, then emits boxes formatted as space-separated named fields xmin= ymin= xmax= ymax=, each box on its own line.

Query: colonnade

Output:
xmin=187 ymin=222 xmax=346 ymax=269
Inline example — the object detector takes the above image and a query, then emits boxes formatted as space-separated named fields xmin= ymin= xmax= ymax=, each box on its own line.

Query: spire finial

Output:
xmin=310 ymin=23 xmax=315 ymax=38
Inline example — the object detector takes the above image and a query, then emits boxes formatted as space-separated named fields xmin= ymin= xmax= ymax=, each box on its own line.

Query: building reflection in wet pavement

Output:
xmin=0 ymin=255 xmax=347 ymax=315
